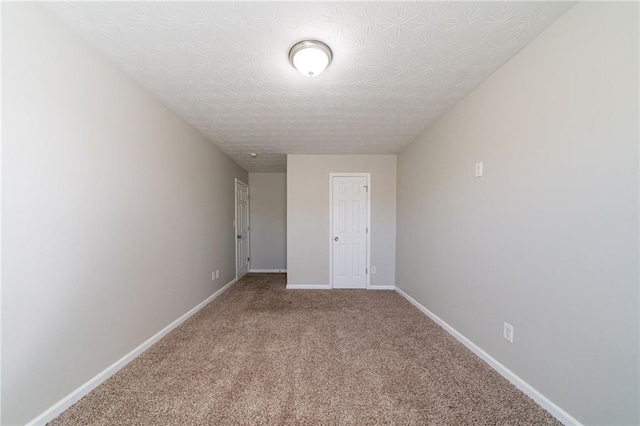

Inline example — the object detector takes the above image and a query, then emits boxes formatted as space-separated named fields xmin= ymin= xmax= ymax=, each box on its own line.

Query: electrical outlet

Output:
xmin=371 ymin=266 xmax=377 ymax=274
xmin=503 ymin=322 xmax=514 ymax=343
xmin=475 ymin=162 xmax=483 ymax=178
xmin=211 ymin=272 xmax=216 ymax=281
xmin=215 ymin=270 xmax=219 ymax=279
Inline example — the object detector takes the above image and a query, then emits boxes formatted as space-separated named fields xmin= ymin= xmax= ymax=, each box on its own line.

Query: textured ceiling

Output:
xmin=45 ymin=1 xmax=574 ymax=172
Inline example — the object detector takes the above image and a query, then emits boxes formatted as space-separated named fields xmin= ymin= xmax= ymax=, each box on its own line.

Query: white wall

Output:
xmin=1 ymin=4 xmax=247 ymax=424
xmin=287 ymin=155 xmax=396 ymax=288
xmin=396 ymin=2 xmax=638 ymax=425
xmin=249 ymin=173 xmax=287 ymax=271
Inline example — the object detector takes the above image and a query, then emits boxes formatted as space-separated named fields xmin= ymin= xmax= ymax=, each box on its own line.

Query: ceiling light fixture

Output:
xmin=288 ymin=40 xmax=333 ymax=77
xmin=250 ymin=153 xmax=257 ymax=158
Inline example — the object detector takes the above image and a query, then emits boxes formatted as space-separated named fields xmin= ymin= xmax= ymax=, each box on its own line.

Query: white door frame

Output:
xmin=235 ymin=178 xmax=250 ymax=280
xmin=329 ymin=173 xmax=371 ymax=289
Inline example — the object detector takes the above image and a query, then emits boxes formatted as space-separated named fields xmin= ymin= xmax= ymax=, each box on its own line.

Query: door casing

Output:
xmin=329 ymin=172 xmax=371 ymax=289
xmin=235 ymin=178 xmax=250 ymax=280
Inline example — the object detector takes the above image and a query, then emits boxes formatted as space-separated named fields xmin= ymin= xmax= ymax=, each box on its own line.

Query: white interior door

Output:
xmin=235 ymin=179 xmax=249 ymax=280
xmin=331 ymin=175 xmax=368 ymax=289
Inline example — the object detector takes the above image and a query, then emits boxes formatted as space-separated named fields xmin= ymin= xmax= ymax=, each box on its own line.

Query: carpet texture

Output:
xmin=50 ymin=274 xmax=558 ymax=425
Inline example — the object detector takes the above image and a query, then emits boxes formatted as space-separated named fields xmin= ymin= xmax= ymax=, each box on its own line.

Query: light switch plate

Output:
xmin=503 ymin=322 xmax=514 ymax=343
xmin=475 ymin=162 xmax=483 ymax=178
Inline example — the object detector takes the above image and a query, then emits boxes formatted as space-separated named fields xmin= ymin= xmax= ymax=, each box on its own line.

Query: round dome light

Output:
xmin=289 ymin=40 xmax=333 ymax=77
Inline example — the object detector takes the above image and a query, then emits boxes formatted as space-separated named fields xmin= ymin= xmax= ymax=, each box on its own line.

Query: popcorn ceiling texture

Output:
xmin=44 ymin=2 xmax=574 ymax=172
xmin=50 ymin=274 xmax=559 ymax=425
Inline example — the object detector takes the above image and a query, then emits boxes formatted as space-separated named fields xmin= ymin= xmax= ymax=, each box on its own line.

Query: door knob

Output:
xmin=334 ymin=236 xmax=339 ymax=241
xmin=237 ymin=235 xmax=242 ymax=239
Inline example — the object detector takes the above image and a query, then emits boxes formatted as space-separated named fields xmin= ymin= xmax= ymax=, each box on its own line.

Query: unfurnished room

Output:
xmin=1 ymin=1 xmax=639 ymax=425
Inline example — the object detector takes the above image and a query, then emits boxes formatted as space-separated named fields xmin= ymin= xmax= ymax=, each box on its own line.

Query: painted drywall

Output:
xmin=396 ymin=2 xmax=639 ymax=425
xmin=249 ymin=173 xmax=287 ymax=271
xmin=287 ymin=155 xmax=396 ymax=288
xmin=2 ymin=4 xmax=247 ymax=424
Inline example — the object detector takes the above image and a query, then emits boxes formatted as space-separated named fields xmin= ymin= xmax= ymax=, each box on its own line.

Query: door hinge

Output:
xmin=366 ymin=227 xmax=369 ymax=233
xmin=364 ymin=185 xmax=368 ymax=192
xmin=248 ymin=257 xmax=250 ymax=262
xmin=366 ymin=268 xmax=368 ymax=274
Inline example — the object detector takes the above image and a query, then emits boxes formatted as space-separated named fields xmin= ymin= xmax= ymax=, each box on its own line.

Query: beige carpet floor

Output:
xmin=50 ymin=273 xmax=558 ymax=425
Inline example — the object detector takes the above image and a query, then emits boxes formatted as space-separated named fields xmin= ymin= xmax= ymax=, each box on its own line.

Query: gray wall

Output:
xmin=396 ymin=2 xmax=639 ymax=425
xmin=249 ymin=173 xmax=287 ymax=271
xmin=2 ymin=4 xmax=247 ymax=424
xmin=287 ymin=155 xmax=396 ymax=288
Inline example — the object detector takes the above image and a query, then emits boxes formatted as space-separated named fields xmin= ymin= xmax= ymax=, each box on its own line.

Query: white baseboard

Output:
xmin=285 ymin=284 xmax=395 ymax=291
xmin=394 ymin=287 xmax=581 ymax=426
xmin=27 ymin=278 xmax=238 ymax=426
xmin=249 ymin=269 xmax=287 ymax=273
xmin=286 ymin=284 xmax=331 ymax=290
xmin=368 ymin=285 xmax=396 ymax=290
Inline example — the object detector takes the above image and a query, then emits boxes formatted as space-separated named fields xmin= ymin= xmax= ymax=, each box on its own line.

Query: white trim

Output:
xmin=0 ymin=3 xmax=4 ymax=419
xmin=26 ymin=278 xmax=238 ymax=426
xmin=329 ymin=172 xmax=371 ymax=290
xmin=367 ymin=285 xmax=395 ymax=290
xmin=249 ymin=269 xmax=287 ymax=273
xmin=234 ymin=178 xmax=238 ymax=280
xmin=235 ymin=178 xmax=250 ymax=281
xmin=394 ymin=287 xmax=582 ymax=426
xmin=286 ymin=284 xmax=331 ymax=290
